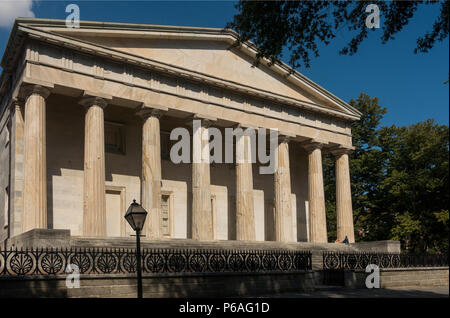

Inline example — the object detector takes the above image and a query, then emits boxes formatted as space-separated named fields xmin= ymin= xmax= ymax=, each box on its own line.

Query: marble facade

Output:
xmin=0 ymin=18 xmax=361 ymax=244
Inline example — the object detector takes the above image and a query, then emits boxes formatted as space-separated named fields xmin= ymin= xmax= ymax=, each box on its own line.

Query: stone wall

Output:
xmin=0 ymin=271 xmax=315 ymax=298
xmin=1 ymin=267 xmax=447 ymax=298
xmin=344 ymin=267 xmax=449 ymax=289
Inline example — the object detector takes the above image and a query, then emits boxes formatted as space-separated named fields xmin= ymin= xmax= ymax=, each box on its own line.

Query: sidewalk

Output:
xmin=259 ymin=286 xmax=449 ymax=298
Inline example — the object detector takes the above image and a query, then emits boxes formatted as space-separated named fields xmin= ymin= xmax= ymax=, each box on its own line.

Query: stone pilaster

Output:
xmin=305 ymin=142 xmax=327 ymax=243
xmin=192 ymin=118 xmax=213 ymax=240
xmin=236 ymin=131 xmax=255 ymax=241
xmin=11 ymin=99 xmax=25 ymax=237
xmin=333 ymin=148 xmax=355 ymax=243
xmin=80 ymin=96 xmax=108 ymax=237
xmin=274 ymin=135 xmax=293 ymax=242
xmin=139 ymin=108 xmax=164 ymax=239
xmin=22 ymin=85 xmax=50 ymax=233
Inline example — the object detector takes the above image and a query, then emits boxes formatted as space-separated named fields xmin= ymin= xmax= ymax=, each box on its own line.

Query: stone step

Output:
xmin=6 ymin=229 xmax=401 ymax=254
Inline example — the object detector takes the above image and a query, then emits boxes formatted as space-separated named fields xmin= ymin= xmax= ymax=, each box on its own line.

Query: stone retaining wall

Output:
xmin=1 ymin=267 xmax=447 ymax=297
xmin=0 ymin=271 xmax=315 ymax=298
xmin=345 ymin=267 xmax=449 ymax=289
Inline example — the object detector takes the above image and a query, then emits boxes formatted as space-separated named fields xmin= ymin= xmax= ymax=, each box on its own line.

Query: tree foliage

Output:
xmin=227 ymin=0 xmax=449 ymax=69
xmin=323 ymin=93 xmax=449 ymax=253
xmin=378 ymin=120 xmax=449 ymax=252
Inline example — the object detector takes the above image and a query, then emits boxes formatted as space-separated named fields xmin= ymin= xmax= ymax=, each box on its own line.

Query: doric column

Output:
xmin=274 ymin=135 xmax=293 ymax=242
xmin=333 ymin=148 xmax=355 ymax=243
xmin=80 ymin=96 xmax=108 ymax=237
xmin=192 ymin=118 xmax=213 ymax=240
xmin=236 ymin=129 xmax=255 ymax=241
xmin=305 ymin=142 xmax=327 ymax=243
xmin=22 ymin=85 xmax=51 ymax=232
xmin=139 ymin=108 xmax=164 ymax=239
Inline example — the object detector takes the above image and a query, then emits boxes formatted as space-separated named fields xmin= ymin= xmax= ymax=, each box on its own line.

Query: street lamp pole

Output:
xmin=136 ymin=228 xmax=143 ymax=298
xmin=124 ymin=200 xmax=148 ymax=299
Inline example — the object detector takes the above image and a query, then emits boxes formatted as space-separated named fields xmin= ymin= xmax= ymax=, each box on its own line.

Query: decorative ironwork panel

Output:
xmin=38 ymin=251 xmax=66 ymax=275
xmin=0 ymin=247 xmax=312 ymax=276
xmin=323 ymin=252 xmax=449 ymax=270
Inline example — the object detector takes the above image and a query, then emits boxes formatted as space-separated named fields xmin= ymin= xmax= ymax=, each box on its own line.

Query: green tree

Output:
xmin=324 ymin=94 xmax=449 ymax=253
xmin=227 ymin=0 xmax=449 ymax=69
xmin=378 ymin=120 xmax=449 ymax=252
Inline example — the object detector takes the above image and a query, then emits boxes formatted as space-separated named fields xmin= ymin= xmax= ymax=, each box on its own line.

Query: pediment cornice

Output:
xmin=1 ymin=18 xmax=362 ymax=121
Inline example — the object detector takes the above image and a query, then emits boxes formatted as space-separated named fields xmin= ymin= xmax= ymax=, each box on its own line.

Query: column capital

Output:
xmin=278 ymin=135 xmax=291 ymax=143
xmin=191 ymin=113 xmax=217 ymax=128
xmin=277 ymin=131 xmax=295 ymax=143
xmin=331 ymin=146 xmax=354 ymax=157
xmin=136 ymin=104 xmax=167 ymax=120
xmin=232 ymin=123 xmax=258 ymax=130
xmin=201 ymin=119 xmax=214 ymax=128
xmin=12 ymin=97 xmax=24 ymax=109
xmin=303 ymin=141 xmax=325 ymax=153
xmin=79 ymin=96 xmax=109 ymax=109
xmin=79 ymin=91 xmax=112 ymax=109
xmin=23 ymin=85 xmax=51 ymax=99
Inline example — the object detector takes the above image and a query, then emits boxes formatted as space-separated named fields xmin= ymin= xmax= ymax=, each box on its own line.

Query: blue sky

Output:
xmin=0 ymin=0 xmax=448 ymax=127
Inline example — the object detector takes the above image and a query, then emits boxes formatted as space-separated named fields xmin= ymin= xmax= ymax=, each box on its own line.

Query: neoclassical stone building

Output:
xmin=0 ymin=18 xmax=361 ymax=246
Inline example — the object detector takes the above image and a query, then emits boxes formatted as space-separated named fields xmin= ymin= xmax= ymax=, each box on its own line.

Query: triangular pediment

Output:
xmin=6 ymin=18 xmax=361 ymax=119
xmin=50 ymin=34 xmax=327 ymax=106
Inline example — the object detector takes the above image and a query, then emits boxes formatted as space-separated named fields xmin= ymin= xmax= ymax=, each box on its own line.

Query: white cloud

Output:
xmin=0 ymin=0 xmax=35 ymax=27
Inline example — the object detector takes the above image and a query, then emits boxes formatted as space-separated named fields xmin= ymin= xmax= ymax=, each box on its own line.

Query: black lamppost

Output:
xmin=125 ymin=199 xmax=148 ymax=298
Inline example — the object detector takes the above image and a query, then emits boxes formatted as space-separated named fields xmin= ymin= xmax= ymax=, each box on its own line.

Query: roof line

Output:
xmin=3 ymin=18 xmax=362 ymax=118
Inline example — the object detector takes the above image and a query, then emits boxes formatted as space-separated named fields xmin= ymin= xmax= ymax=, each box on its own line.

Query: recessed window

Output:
xmin=105 ymin=122 xmax=125 ymax=154
xmin=161 ymin=194 xmax=171 ymax=237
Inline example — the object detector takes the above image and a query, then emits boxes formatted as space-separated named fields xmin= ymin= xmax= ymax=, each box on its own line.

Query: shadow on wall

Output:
xmin=45 ymin=97 xmax=142 ymax=231
xmin=0 ymin=272 xmax=314 ymax=298
xmin=0 ymin=278 xmax=69 ymax=298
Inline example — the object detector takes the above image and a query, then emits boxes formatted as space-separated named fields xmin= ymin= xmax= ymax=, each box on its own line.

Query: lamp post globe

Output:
xmin=125 ymin=199 xmax=147 ymax=298
xmin=125 ymin=199 xmax=148 ymax=232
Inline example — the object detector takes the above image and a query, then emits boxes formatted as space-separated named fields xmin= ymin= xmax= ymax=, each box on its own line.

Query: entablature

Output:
xmin=4 ymin=38 xmax=355 ymax=149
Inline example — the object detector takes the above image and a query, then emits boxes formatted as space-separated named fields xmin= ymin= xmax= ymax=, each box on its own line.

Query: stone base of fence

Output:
xmin=1 ymin=268 xmax=447 ymax=297
xmin=4 ymin=229 xmax=445 ymax=298
xmin=344 ymin=267 xmax=449 ymax=289
xmin=0 ymin=271 xmax=315 ymax=298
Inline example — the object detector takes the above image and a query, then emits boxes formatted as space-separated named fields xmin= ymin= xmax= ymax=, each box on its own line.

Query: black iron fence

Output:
xmin=323 ymin=252 xmax=449 ymax=270
xmin=322 ymin=252 xmax=448 ymax=286
xmin=0 ymin=248 xmax=312 ymax=276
